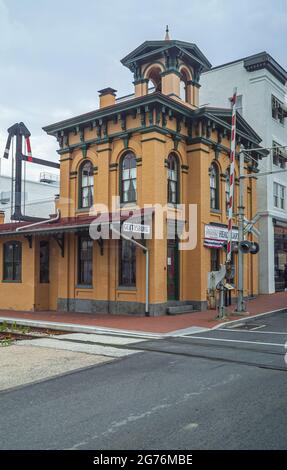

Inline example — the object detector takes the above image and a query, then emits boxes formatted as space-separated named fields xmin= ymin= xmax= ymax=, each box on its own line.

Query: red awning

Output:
xmin=0 ymin=208 xmax=154 ymax=237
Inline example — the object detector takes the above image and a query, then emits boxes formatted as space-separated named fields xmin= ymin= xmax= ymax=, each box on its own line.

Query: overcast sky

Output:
xmin=0 ymin=0 xmax=286 ymax=180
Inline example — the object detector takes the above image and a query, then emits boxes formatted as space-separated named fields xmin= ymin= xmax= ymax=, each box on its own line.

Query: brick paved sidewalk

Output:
xmin=0 ymin=292 xmax=286 ymax=334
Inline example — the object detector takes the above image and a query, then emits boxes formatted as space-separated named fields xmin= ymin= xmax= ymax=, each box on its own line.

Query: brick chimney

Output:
xmin=98 ymin=87 xmax=117 ymax=108
xmin=0 ymin=210 xmax=5 ymax=224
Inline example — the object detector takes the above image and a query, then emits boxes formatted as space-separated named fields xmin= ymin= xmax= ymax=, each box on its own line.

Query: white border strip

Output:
xmin=219 ymin=328 xmax=287 ymax=335
xmin=182 ymin=335 xmax=284 ymax=347
xmin=213 ymin=307 xmax=287 ymax=330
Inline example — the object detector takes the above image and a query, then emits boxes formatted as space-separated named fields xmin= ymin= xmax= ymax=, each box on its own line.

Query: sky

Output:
xmin=0 ymin=0 xmax=286 ymax=180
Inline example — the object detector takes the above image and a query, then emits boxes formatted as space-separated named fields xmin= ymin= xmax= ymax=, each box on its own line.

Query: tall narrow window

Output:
xmin=180 ymin=69 xmax=189 ymax=102
xmin=210 ymin=163 xmax=219 ymax=210
xmin=121 ymin=152 xmax=137 ymax=203
xmin=273 ymin=141 xmax=286 ymax=168
xmin=78 ymin=235 xmax=93 ymax=286
xmin=274 ymin=182 xmax=285 ymax=210
xmin=40 ymin=241 xmax=49 ymax=283
xmin=210 ymin=248 xmax=220 ymax=272
xmin=119 ymin=239 xmax=136 ymax=287
xmin=230 ymin=94 xmax=243 ymax=115
xmin=79 ymin=160 xmax=94 ymax=209
xmin=147 ymin=67 xmax=162 ymax=93
xmin=167 ymin=153 xmax=179 ymax=204
xmin=3 ymin=241 xmax=22 ymax=281
xmin=272 ymin=95 xmax=286 ymax=124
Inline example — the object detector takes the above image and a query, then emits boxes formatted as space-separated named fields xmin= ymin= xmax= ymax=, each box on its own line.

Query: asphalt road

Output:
xmin=0 ymin=310 xmax=287 ymax=450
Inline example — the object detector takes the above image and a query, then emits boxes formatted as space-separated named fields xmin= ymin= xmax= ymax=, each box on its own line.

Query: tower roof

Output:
xmin=121 ymin=40 xmax=212 ymax=74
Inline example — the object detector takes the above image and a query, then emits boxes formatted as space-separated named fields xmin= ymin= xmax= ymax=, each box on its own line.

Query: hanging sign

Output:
xmin=122 ymin=222 xmax=151 ymax=235
xmin=204 ymin=224 xmax=238 ymax=248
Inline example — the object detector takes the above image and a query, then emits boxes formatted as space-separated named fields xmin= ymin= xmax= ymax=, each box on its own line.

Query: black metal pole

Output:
xmin=12 ymin=125 xmax=23 ymax=221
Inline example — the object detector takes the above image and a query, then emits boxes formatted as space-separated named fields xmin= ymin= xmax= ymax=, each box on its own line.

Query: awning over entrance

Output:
xmin=0 ymin=208 xmax=154 ymax=237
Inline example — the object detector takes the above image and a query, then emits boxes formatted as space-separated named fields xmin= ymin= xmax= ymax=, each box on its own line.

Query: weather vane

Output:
xmin=165 ymin=25 xmax=171 ymax=41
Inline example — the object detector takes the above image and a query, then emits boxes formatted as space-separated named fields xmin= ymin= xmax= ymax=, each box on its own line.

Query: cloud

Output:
xmin=0 ymin=0 xmax=29 ymax=53
xmin=0 ymin=0 xmax=286 ymax=183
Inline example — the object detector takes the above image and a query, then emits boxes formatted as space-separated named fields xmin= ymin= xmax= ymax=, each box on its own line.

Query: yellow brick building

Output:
xmin=0 ymin=37 xmax=266 ymax=315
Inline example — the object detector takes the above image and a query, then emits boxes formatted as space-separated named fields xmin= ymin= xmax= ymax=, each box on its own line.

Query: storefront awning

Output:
xmin=0 ymin=208 xmax=154 ymax=237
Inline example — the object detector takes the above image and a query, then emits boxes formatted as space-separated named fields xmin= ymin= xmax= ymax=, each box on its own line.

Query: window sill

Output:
xmin=117 ymin=286 xmax=137 ymax=291
xmin=210 ymin=209 xmax=222 ymax=214
xmin=2 ymin=280 xmax=22 ymax=283
xmin=120 ymin=202 xmax=137 ymax=209
xmin=76 ymin=208 xmax=92 ymax=214
xmin=167 ymin=203 xmax=180 ymax=209
xmin=272 ymin=118 xmax=285 ymax=127
xmin=76 ymin=284 xmax=93 ymax=289
xmin=273 ymin=164 xmax=286 ymax=170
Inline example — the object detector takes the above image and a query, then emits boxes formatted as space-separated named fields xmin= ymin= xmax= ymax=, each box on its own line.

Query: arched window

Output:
xmin=180 ymin=69 xmax=190 ymax=102
xmin=120 ymin=152 xmax=137 ymax=203
xmin=210 ymin=163 xmax=219 ymax=210
xmin=180 ymin=70 xmax=188 ymax=102
xmin=167 ymin=153 xmax=179 ymax=204
xmin=147 ymin=67 xmax=162 ymax=93
xmin=79 ymin=160 xmax=94 ymax=209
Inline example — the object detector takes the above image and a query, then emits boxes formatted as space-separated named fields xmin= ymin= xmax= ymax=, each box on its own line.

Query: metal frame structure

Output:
xmin=2 ymin=122 xmax=60 ymax=222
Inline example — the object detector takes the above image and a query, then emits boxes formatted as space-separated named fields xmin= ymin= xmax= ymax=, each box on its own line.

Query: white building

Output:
xmin=200 ymin=52 xmax=287 ymax=293
xmin=0 ymin=171 xmax=59 ymax=222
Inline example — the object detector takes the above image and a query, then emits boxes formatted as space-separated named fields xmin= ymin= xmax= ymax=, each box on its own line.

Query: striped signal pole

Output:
xmin=25 ymin=136 xmax=33 ymax=162
xmin=226 ymin=88 xmax=237 ymax=264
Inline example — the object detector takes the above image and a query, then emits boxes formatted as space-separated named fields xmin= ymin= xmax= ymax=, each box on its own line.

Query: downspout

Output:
xmin=111 ymin=225 xmax=149 ymax=316
xmin=16 ymin=209 xmax=61 ymax=232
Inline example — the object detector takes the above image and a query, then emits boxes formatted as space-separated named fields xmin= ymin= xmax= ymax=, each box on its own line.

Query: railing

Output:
xmin=116 ymin=93 xmax=135 ymax=103
xmin=115 ymin=87 xmax=156 ymax=103
xmin=39 ymin=172 xmax=60 ymax=184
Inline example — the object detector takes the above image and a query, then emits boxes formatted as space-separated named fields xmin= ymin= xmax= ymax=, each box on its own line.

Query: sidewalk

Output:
xmin=0 ymin=292 xmax=286 ymax=335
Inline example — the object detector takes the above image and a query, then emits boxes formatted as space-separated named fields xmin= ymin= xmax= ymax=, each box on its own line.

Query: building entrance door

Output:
xmin=167 ymin=239 xmax=179 ymax=300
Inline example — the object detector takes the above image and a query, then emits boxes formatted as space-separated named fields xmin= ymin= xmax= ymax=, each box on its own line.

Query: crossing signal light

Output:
xmin=239 ymin=240 xmax=252 ymax=253
xmin=239 ymin=241 xmax=260 ymax=254
xmin=222 ymin=241 xmax=238 ymax=253
xmin=222 ymin=241 xmax=259 ymax=254
xmin=250 ymin=241 xmax=259 ymax=254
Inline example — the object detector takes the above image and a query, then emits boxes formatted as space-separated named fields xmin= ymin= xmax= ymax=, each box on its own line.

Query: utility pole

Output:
xmin=217 ymin=88 xmax=237 ymax=319
xmin=235 ymin=148 xmax=246 ymax=313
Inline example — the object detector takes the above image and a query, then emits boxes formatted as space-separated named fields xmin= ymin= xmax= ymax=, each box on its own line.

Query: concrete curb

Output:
xmin=1 ymin=307 xmax=286 ymax=339
xmin=0 ymin=316 xmax=163 ymax=340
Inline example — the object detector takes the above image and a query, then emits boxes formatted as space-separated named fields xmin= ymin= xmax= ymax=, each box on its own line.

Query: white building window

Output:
xmin=236 ymin=94 xmax=243 ymax=115
xmin=272 ymin=95 xmax=287 ymax=124
xmin=274 ymin=182 xmax=285 ymax=209
xmin=0 ymin=191 xmax=11 ymax=204
xmin=272 ymin=141 xmax=287 ymax=168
